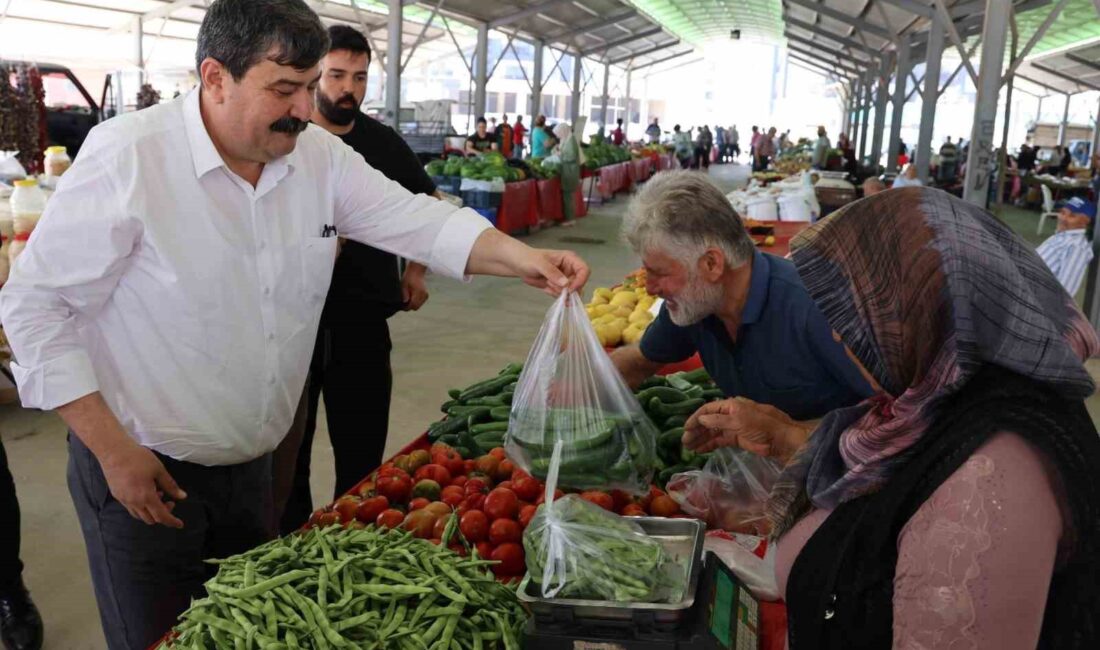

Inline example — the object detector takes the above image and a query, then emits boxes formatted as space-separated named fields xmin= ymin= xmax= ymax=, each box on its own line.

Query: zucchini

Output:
xmin=428 ymin=415 xmax=468 ymax=438
xmin=469 ymin=421 xmax=509 ymax=435
xmin=649 ymin=397 xmax=706 ymax=418
xmin=489 ymin=406 xmax=511 ymax=421
xmin=663 ymin=415 xmax=688 ymax=428
xmin=679 ymin=368 xmax=712 ymax=384
xmin=636 ymin=386 xmax=688 ymax=405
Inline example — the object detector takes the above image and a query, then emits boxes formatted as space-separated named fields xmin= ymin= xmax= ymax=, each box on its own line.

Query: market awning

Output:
xmin=1013 ymin=40 xmax=1100 ymax=95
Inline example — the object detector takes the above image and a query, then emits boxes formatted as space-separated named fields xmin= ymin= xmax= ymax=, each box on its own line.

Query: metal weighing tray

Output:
xmin=518 ymin=517 xmax=706 ymax=628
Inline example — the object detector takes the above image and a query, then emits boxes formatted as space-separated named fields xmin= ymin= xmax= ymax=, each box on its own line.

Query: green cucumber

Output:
xmin=453 ymin=446 xmax=473 ymax=459
xmin=498 ymin=362 xmax=523 ymax=376
xmin=489 ymin=406 xmax=511 ymax=421
xmin=702 ymin=388 xmax=725 ymax=400
xmin=682 ymin=385 xmax=705 ymax=399
xmin=469 ymin=421 xmax=509 ymax=435
xmin=446 ymin=405 xmax=492 ymax=420
xmin=664 ymin=415 xmax=688 ymax=428
xmin=658 ymin=463 xmax=690 ymax=485
xmin=428 ymin=415 xmax=468 ymax=438
xmin=658 ymin=428 xmax=684 ymax=452
xmin=679 ymin=368 xmax=712 ymax=384
xmin=635 ymin=386 xmax=688 ymax=405
xmin=440 ymin=399 xmax=457 ymax=413
xmin=458 ymin=374 xmax=517 ymax=402
xmin=464 ymin=395 xmax=507 ymax=407
xmin=649 ymin=397 xmax=705 ymax=418
xmin=447 ymin=388 xmax=462 ymax=400
xmin=528 ymin=441 xmax=626 ymax=477
xmin=438 ymin=434 xmax=460 ymax=447
xmin=666 ymin=375 xmax=693 ymax=391
xmin=510 ymin=420 xmax=616 ymax=455
xmin=638 ymin=375 xmax=669 ymax=389
xmin=459 ymin=430 xmax=481 ymax=455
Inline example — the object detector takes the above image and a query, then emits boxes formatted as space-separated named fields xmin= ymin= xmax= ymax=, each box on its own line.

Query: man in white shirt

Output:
xmin=0 ymin=1 xmax=587 ymax=647
xmin=1036 ymin=196 xmax=1096 ymax=297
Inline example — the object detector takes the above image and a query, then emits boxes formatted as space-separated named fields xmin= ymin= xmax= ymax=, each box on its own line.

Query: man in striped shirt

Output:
xmin=1036 ymin=196 xmax=1096 ymax=297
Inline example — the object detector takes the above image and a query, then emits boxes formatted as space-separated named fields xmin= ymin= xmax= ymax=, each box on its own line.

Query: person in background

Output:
xmin=0 ymin=440 xmax=42 ymax=650
xmin=611 ymin=171 xmax=873 ymax=420
xmin=672 ymin=124 xmax=693 ymax=169
xmin=0 ymin=1 xmax=590 ymax=646
xmin=891 ymin=163 xmax=923 ymax=189
xmin=897 ymin=138 xmax=909 ymax=166
xmin=554 ymin=122 xmax=581 ymax=224
xmin=1037 ymin=196 xmax=1096 ymax=297
xmin=937 ymin=136 xmax=958 ymax=184
xmin=1017 ymin=143 xmax=1036 ymax=175
xmin=749 ymin=125 xmax=760 ymax=162
xmin=729 ymin=125 xmax=740 ymax=161
xmin=686 ymin=187 xmax=1099 ymax=649
xmin=755 ymin=127 xmax=777 ymax=172
xmin=495 ymin=113 xmax=514 ymax=159
xmin=530 ymin=115 xmax=551 ymax=158
xmin=611 ymin=118 xmax=625 ymax=146
xmin=861 ymin=177 xmax=886 ymax=196
xmin=465 ymin=117 xmax=496 ymax=154
xmin=646 ymin=117 xmax=661 ymax=144
xmin=779 ymin=130 xmax=792 ymax=156
xmin=489 ymin=116 xmax=497 ymax=133
xmin=1090 ymin=152 xmax=1100 ymax=199
xmin=1059 ymin=146 xmax=1073 ymax=174
xmin=714 ymin=126 xmax=726 ymax=163
xmin=694 ymin=127 xmax=712 ymax=170
xmin=512 ymin=115 xmax=526 ymax=159
xmin=811 ymin=126 xmax=830 ymax=169
xmin=277 ymin=24 xmax=436 ymax=534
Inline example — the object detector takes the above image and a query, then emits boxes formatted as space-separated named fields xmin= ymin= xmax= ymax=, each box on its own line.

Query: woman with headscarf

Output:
xmin=684 ymin=187 xmax=1100 ymax=648
xmin=554 ymin=122 xmax=581 ymax=223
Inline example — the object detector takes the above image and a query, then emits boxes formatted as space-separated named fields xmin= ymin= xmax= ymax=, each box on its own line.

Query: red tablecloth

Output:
xmin=597 ymin=162 xmax=633 ymax=198
xmin=573 ymin=188 xmax=587 ymax=218
xmin=656 ymin=153 xmax=677 ymax=171
xmin=755 ymin=220 xmax=811 ymax=258
xmin=536 ymin=178 xmax=564 ymax=222
xmin=629 ymin=157 xmax=652 ymax=183
xmin=497 ymin=179 xmax=537 ymax=234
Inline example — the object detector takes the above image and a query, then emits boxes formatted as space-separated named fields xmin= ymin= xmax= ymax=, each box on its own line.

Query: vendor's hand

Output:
xmin=401 ymin=263 xmax=430 ymax=311
xmin=518 ymin=248 xmax=590 ymax=296
xmin=99 ymin=440 xmax=186 ymax=528
xmin=683 ymin=397 xmax=803 ymax=462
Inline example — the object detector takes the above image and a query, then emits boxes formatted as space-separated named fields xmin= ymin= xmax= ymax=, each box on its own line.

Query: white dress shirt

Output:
xmin=0 ymin=90 xmax=491 ymax=465
xmin=1036 ymin=228 xmax=1094 ymax=297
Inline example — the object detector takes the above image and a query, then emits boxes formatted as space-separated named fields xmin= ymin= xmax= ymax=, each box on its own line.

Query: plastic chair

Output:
xmin=1037 ymin=184 xmax=1059 ymax=235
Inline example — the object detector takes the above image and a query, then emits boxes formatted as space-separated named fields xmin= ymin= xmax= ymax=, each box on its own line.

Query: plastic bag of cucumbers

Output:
xmin=506 ymin=291 xmax=658 ymax=494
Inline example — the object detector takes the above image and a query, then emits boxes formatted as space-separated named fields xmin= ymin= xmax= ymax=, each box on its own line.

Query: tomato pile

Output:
xmin=306 ymin=442 xmax=688 ymax=582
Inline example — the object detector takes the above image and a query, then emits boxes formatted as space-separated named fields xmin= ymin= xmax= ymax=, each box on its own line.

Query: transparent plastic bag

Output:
xmin=523 ymin=493 xmax=686 ymax=602
xmin=506 ymin=291 xmax=658 ymax=494
xmin=666 ymin=448 xmax=780 ymax=535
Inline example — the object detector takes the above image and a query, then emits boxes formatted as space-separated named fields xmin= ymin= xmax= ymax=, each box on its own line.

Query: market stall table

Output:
xmin=753 ymin=220 xmax=810 ymax=258
xmin=1023 ymin=173 xmax=1093 ymax=202
xmin=629 ymin=157 xmax=653 ymax=184
xmin=497 ymin=179 xmax=538 ymax=234
xmin=596 ymin=161 xmax=633 ymax=199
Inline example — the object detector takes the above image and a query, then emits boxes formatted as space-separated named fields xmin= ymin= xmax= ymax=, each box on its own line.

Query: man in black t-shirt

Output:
xmin=278 ymin=25 xmax=437 ymax=533
xmin=465 ymin=117 xmax=496 ymax=154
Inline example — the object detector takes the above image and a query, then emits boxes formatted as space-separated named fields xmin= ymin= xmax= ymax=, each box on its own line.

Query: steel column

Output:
xmin=385 ymin=0 xmax=402 ymax=129
xmin=624 ymin=68 xmax=633 ymax=137
xmin=962 ymin=0 xmax=1010 ymax=207
xmin=859 ymin=72 xmax=872 ymax=163
xmin=916 ymin=19 xmax=944 ymax=183
xmin=133 ymin=16 xmax=144 ymax=79
xmin=848 ymin=78 xmax=860 ymax=143
xmin=888 ymin=41 xmax=910 ymax=173
xmin=571 ymin=54 xmax=582 ymax=123
xmin=1058 ymin=93 xmax=1071 ymax=146
xmin=1091 ymin=95 xmax=1100 ymax=158
xmin=473 ymin=23 xmax=488 ymax=119
xmin=599 ymin=61 xmax=611 ymax=129
xmin=871 ymin=58 xmax=889 ymax=169
xmin=530 ymin=40 xmax=544 ymax=118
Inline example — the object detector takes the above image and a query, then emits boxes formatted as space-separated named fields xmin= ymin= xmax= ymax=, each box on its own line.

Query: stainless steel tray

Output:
xmin=517 ymin=516 xmax=706 ymax=626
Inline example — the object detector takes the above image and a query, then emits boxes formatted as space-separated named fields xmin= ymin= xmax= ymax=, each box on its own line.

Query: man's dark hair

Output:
xmin=196 ymin=0 xmax=329 ymax=81
xmin=328 ymin=24 xmax=371 ymax=60
xmin=617 ymin=118 xmax=623 ymax=126
xmin=477 ymin=117 xmax=487 ymax=125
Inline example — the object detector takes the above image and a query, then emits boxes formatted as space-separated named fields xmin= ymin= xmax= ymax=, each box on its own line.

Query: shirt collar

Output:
xmin=182 ymin=88 xmax=225 ymax=179
xmin=741 ymin=249 xmax=770 ymax=326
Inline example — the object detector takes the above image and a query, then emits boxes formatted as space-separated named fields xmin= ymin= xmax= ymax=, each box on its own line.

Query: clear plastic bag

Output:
xmin=506 ymin=290 xmax=657 ymax=494
xmin=666 ymin=448 xmax=781 ymax=535
xmin=523 ymin=493 xmax=686 ymax=602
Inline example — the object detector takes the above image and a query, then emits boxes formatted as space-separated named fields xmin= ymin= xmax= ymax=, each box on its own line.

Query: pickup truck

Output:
xmin=2 ymin=60 xmax=108 ymax=158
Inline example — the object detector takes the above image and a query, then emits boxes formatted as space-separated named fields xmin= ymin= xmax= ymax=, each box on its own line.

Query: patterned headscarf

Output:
xmin=768 ymin=187 xmax=1100 ymax=536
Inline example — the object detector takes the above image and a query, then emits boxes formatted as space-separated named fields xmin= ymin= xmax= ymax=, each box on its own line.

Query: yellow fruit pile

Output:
xmin=586 ymin=285 xmax=657 ymax=347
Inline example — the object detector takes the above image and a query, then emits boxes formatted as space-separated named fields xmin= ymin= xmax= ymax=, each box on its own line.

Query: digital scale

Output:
xmin=522 ymin=552 xmax=761 ymax=650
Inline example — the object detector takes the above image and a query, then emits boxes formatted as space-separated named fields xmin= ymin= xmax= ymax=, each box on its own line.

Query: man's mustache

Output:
xmin=271 ymin=117 xmax=309 ymax=134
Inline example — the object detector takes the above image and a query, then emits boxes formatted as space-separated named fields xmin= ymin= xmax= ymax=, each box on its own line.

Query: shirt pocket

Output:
xmin=300 ymin=237 xmax=339 ymax=306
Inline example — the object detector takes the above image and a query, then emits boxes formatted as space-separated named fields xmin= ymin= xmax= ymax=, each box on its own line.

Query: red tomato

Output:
xmin=432 ymin=515 xmax=450 ymax=540
xmin=450 ymin=476 xmax=468 ymax=489
xmin=355 ymin=496 xmax=390 ymax=524
xmin=475 ymin=541 xmax=493 ymax=560
xmin=375 ymin=473 xmax=412 ymax=504
xmin=316 ymin=511 xmax=341 ymax=527
xmin=414 ymin=464 xmax=452 ymax=486
xmin=464 ymin=459 xmax=476 ymax=474
xmin=307 ymin=509 xmax=326 ymax=528
xmin=489 ymin=518 xmax=522 ymax=544
xmin=496 ymin=459 xmax=515 ymax=482
xmin=621 ymin=504 xmax=647 ymax=517
xmin=466 ymin=472 xmax=494 ymax=488
xmin=356 ymin=481 xmax=375 ymax=499
xmin=518 ymin=504 xmax=538 ymax=528
xmin=375 ymin=509 xmax=405 ymax=528
xmin=440 ymin=485 xmax=465 ymax=507
xmin=609 ymin=490 xmax=634 ymax=511
xmin=488 ymin=447 xmax=506 ymax=461
xmin=429 ymin=538 xmax=442 ymax=545
xmin=345 ymin=519 xmax=367 ymax=529
xmin=640 ymin=485 xmax=665 ymax=510
xmin=465 ymin=478 xmax=490 ymax=496
xmin=461 ymin=493 xmax=486 ymax=514
xmin=580 ymin=491 xmax=615 ymax=512
xmin=496 ymin=480 xmax=513 ymax=491
xmin=408 ymin=497 xmax=430 ymax=511
xmin=474 ymin=455 xmax=500 ymax=478
xmin=490 ymin=543 xmax=525 ymax=576
xmin=376 ymin=466 xmax=409 ymax=480
xmin=459 ymin=510 xmax=489 ymax=542
xmin=484 ymin=488 xmax=520 ymax=521
xmin=649 ymin=495 xmax=681 ymax=517
xmin=448 ymin=543 xmax=468 ymax=557
xmin=429 ymin=442 xmax=453 ymax=456
xmin=424 ymin=502 xmax=452 ymax=517
xmin=402 ymin=509 xmax=438 ymax=539
xmin=433 ymin=449 xmax=466 ymax=477
xmin=512 ymin=475 xmax=542 ymax=502
xmin=535 ymin=489 xmax=565 ymax=505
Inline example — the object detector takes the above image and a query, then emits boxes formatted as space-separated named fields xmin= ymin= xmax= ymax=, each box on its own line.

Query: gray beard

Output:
xmin=667 ymin=276 xmax=724 ymax=326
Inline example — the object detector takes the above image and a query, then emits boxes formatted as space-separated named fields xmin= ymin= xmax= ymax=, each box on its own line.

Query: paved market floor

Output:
xmin=2 ymin=163 xmax=1098 ymax=649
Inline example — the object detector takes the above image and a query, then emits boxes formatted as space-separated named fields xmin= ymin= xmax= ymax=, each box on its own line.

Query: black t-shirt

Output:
xmin=466 ymin=132 xmax=494 ymax=152
xmin=323 ymin=112 xmax=436 ymax=326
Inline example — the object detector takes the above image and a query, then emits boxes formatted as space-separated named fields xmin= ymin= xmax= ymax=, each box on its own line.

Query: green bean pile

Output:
xmin=159 ymin=525 xmax=526 ymax=649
